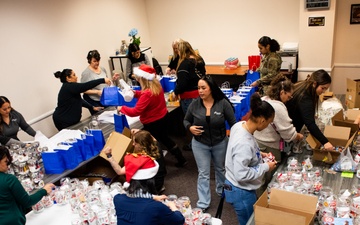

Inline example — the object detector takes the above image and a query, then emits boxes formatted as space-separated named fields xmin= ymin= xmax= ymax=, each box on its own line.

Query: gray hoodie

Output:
xmin=225 ymin=121 xmax=269 ymax=190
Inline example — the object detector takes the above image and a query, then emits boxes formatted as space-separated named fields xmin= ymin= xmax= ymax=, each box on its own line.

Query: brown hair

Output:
xmin=267 ymin=74 xmax=294 ymax=101
xmin=292 ymin=69 xmax=331 ymax=109
xmin=132 ymin=130 xmax=160 ymax=159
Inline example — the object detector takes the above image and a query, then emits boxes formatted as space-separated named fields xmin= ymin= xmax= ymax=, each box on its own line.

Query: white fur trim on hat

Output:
xmin=132 ymin=161 xmax=159 ymax=180
xmin=133 ymin=67 xmax=155 ymax=80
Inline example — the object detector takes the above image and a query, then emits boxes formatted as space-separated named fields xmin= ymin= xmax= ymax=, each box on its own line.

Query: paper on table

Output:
xmin=97 ymin=110 xmax=141 ymax=126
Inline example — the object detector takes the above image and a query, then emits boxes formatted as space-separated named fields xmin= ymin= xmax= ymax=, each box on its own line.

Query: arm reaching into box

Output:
xmin=102 ymin=147 xmax=126 ymax=175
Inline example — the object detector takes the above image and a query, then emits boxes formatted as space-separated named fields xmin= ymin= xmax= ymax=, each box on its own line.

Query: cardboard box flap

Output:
xmin=331 ymin=110 xmax=344 ymax=124
xmin=254 ymin=205 xmax=306 ymax=225
xmin=332 ymin=120 xmax=359 ymax=134
xmin=254 ymin=188 xmax=269 ymax=207
xmin=99 ymin=130 xmax=133 ymax=165
xmin=269 ymin=189 xmax=318 ymax=214
xmin=320 ymin=92 xmax=333 ymax=102
xmin=332 ymin=110 xmax=359 ymax=134
xmin=345 ymin=132 xmax=357 ymax=149
xmin=306 ymin=134 xmax=321 ymax=149
xmin=323 ymin=125 xmax=350 ymax=140
xmin=347 ymin=109 xmax=360 ymax=121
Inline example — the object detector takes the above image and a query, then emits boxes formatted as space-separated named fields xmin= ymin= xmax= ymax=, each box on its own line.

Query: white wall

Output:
xmin=1 ymin=0 xmax=358 ymax=141
xmin=145 ymin=0 xmax=300 ymax=65
xmin=0 ymin=0 xmax=151 ymax=139
xmin=297 ymin=0 xmax=337 ymax=81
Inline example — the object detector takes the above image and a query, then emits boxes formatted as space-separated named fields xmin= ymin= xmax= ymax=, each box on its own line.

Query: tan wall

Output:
xmin=332 ymin=0 xmax=360 ymax=94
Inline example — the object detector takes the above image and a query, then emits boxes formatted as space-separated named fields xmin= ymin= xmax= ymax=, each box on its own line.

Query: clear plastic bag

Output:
xmin=330 ymin=147 xmax=357 ymax=172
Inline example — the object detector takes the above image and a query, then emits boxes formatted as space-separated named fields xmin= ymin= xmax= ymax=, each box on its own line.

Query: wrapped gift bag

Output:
xmin=114 ymin=113 xmax=129 ymax=133
xmin=100 ymin=86 xmax=123 ymax=106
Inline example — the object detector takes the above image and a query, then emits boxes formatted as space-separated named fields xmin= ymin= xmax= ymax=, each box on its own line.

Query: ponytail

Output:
xmin=249 ymin=93 xmax=275 ymax=121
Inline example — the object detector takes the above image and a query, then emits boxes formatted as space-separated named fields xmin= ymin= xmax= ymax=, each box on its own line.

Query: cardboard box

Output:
xmin=99 ymin=128 xmax=133 ymax=166
xmin=346 ymin=78 xmax=360 ymax=109
xmin=254 ymin=189 xmax=318 ymax=225
xmin=306 ymin=125 xmax=356 ymax=164
xmin=332 ymin=110 xmax=360 ymax=134
xmin=346 ymin=109 xmax=360 ymax=121
xmin=319 ymin=91 xmax=333 ymax=102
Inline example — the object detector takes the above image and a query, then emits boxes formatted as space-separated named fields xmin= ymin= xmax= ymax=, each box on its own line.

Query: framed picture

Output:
xmin=350 ymin=4 xmax=360 ymax=24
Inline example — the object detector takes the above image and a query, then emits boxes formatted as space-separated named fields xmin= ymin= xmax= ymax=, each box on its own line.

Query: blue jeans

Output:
xmin=224 ymin=180 xmax=257 ymax=225
xmin=192 ymin=138 xmax=228 ymax=209
xmin=180 ymin=98 xmax=195 ymax=114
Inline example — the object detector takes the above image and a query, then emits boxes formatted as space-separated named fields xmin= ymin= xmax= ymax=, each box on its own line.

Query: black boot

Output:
xmin=170 ymin=145 xmax=187 ymax=167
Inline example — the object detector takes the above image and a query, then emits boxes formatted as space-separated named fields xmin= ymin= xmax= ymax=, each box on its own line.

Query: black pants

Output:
xmin=83 ymin=94 xmax=103 ymax=115
xmin=143 ymin=113 xmax=177 ymax=150
xmin=154 ymin=147 xmax=166 ymax=193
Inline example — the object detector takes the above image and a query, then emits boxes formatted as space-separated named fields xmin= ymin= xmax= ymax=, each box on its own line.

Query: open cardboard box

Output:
xmin=306 ymin=124 xmax=356 ymax=164
xmin=73 ymin=128 xmax=133 ymax=185
xmin=346 ymin=109 xmax=360 ymax=121
xmin=254 ymin=189 xmax=318 ymax=225
xmin=346 ymin=78 xmax=360 ymax=109
xmin=99 ymin=127 xmax=133 ymax=166
xmin=332 ymin=109 xmax=360 ymax=134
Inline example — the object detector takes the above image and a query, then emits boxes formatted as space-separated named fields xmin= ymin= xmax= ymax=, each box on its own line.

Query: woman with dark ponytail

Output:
xmin=250 ymin=36 xmax=282 ymax=95
xmin=52 ymin=69 xmax=111 ymax=131
xmin=224 ymin=93 xmax=277 ymax=225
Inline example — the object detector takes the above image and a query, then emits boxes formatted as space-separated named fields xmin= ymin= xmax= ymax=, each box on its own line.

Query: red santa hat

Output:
xmin=133 ymin=64 xmax=156 ymax=80
xmin=123 ymin=153 xmax=159 ymax=188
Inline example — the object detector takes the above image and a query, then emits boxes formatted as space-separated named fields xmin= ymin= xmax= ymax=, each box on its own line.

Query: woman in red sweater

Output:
xmin=118 ymin=65 xmax=187 ymax=180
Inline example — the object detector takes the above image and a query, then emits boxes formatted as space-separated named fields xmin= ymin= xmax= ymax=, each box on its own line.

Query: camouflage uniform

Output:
xmin=256 ymin=52 xmax=282 ymax=95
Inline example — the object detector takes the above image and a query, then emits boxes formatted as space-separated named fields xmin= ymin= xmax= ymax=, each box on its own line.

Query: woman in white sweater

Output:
xmin=254 ymin=74 xmax=303 ymax=163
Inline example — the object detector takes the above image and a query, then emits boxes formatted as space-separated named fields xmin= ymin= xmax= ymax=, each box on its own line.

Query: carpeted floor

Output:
xmin=161 ymin=133 xmax=239 ymax=225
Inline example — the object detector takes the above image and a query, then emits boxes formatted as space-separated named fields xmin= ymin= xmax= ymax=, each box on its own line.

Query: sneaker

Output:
xmin=199 ymin=207 xmax=209 ymax=213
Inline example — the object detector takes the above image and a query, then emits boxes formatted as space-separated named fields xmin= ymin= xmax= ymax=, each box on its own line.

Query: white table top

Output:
xmin=26 ymin=203 xmax=222 ymax=225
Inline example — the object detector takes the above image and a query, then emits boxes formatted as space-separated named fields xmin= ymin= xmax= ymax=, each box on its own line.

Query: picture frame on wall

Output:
xmin=350 ymin=4 xmax=360 ymax=24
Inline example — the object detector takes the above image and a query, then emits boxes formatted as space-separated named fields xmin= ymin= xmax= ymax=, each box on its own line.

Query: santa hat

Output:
xmin=123 ymin=153 xmax=159 ymax=188
xmin=133 ymin=64 xmax=156 ymax=80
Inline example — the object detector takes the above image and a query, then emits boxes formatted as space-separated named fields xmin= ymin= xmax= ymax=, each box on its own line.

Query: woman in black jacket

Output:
xmin=286 ymin=69 xmax=333 ymax=151
xmin=173 ymin=40 xmax=206 ymax=114
xmin=52 ymin=69 xmax=111 ymax=130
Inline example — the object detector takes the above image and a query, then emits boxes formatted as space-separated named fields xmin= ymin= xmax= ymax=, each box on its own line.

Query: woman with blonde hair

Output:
xmin=165 ymin=38 xmax=183 ymax=75
xmin=118 ymin=65 xmax=187 ymax=172
xmin=172 ymin=40 xmax=206 ymax=114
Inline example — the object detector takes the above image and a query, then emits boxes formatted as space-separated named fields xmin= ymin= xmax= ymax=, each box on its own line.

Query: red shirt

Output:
xmin=120 ymin=89 xmax=168 ymax=125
